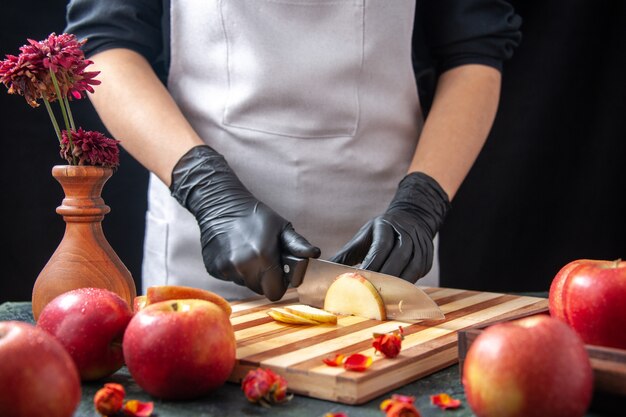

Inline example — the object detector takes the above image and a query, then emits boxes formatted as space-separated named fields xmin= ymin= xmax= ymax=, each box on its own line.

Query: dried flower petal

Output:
xmin=242 ymin=368 xmax=273 ymax=403
xmin=323 ymin=353 xmax=346 ymax=367
xmin=382 ymin=402 xmax=422 ymax=417
xmin=60 ymin=128 xmax=120 ymax=168
xmin=94 ymin=383 xmax=125 ymax=416
xmin=267 ymin=368 xmax=289 ymax=403
xmin=380 ymin=394 xmax=414 ymax=412
xmin=380 ymin=394 xmax=422 ymax=417
xmin=122 ymin=399 xmax=154 ymax=417
xmin=430 ymin=393 xmax=461 ymax=410
xmin=324 ymin=413 xmax=349 ymax=417
xmin=390 ymin=394 xmax=415 ymax=404
xmin=343 ymin=353 xmax=372 ymax=372
xmin=242 ymin=367 xmax=292 ymax=407
xmin=372 ymin=327 xmax=404 ymax=358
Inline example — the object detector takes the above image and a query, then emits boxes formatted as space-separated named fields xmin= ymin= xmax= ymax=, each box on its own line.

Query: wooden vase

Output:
xmin=31 ymin=165 xmax=137 ymax=320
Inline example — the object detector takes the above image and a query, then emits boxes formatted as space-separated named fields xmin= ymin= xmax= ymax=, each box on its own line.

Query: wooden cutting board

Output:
xmin=227 ymin=286 xmax=549 ymax=404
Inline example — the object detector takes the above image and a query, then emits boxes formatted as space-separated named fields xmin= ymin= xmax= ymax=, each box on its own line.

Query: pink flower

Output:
xmin=60 ymin=128 xmax=120 ymax=168
xmin=2 ymin=33 xmax=116 ymax=168
xmin=0 ymin=32 xmax=100 ymax=107
xmin=0 ymin=52 xmax=48 ymax=107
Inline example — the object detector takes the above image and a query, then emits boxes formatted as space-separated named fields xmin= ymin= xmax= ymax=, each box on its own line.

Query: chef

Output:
xmin=65 ymin=0 xmax=521 ymax=301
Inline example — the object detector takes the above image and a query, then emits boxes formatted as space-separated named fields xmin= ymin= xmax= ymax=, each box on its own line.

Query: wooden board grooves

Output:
xmin=234 ymin=291 xmax=497 ymax=364
xmin=267 ymin=294 xmax=515 ymax=372
xmin=228 ymin=286 xmax=549 ymax=404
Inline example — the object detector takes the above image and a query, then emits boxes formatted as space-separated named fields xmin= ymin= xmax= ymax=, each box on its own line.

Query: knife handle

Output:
xmin=281 ymin=254 xmax=309 ymax=288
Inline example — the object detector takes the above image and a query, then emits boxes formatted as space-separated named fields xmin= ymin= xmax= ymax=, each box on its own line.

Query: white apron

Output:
xmin=142 ymin=0 xmax=427 ymax=300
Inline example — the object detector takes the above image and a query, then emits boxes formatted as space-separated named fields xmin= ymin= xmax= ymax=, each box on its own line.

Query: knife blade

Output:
xmin=282 ymin=256 xmax=444 ymax=321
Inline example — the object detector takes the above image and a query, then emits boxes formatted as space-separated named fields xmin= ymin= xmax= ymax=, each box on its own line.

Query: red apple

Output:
xmin=0 ymin=321 xmax=81 ymax=417
xmin=463 ymin=315 xmax=593 ymax=417
xmin=123 ymin=299 xmax=236 ymax=400
xmin=37 ymin=287 xmax=133 ymax=381
xmin=549 ymin=258 xmax=626 ymax=349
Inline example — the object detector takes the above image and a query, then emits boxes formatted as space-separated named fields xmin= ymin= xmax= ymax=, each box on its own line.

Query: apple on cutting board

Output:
xmin=268 ymin=307 xmax=322 ymax=325
xmin=266 ymin=272 xmax=385 ymax=325
xmin=324 ymin=272 xmax=387 ymax=320
xmin=268 ymin=305 xmax=338 ymax=325
xmin=285 ymin=305 xmax=338 ymax=324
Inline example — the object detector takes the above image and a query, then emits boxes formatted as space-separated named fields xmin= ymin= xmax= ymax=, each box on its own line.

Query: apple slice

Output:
xmin=284 ymin=305 xmax=337 ymax=324
xmin=133 ymin=295 xmax=148 ymax=313
xmin=145 ymin=285 xmax=232 ymax=316
xmin=323 ymin=272 xmax=387 ymax=320
xmin=267 ymin=307 xmax=321 ymax=325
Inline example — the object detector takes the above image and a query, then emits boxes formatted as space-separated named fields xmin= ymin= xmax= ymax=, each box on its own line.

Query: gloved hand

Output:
xmin=329 ymin=172 xmax=450 ymax=283
xmin=170 ymin=145 xmax=321 ymax=301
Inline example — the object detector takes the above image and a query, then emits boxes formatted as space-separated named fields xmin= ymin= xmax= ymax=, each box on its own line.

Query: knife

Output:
xmin=282 ymin=256 xmax=445 ymax=321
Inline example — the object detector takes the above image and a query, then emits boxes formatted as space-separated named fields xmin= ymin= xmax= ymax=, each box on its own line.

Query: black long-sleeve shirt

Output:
xmin=65 ymin=0 xmax=521 ymax=111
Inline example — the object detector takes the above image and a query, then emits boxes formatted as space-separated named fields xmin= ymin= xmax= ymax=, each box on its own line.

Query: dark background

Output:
xmin=1 ymin=1 xmax=625 ymax=303
xmin=0 ymin=0 xmax=149 ymax=303
xmin=439 ymin=0 xmax=626 ymax=291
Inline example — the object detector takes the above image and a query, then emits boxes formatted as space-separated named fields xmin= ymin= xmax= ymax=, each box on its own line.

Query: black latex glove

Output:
xmin=329 ymin=172 xmax=450 ymax=283
xmin=170 ymin=145 xmax=321 ymax=301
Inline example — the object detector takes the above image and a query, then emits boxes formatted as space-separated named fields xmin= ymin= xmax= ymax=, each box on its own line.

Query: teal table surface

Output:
xmin=1 ymin=302 xmax=621 ymax=417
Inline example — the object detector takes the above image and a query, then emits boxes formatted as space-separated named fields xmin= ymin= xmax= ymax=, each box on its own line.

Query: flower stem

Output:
xmin=43 ymin=100 xmax=62 ymax=143
xmin=49 ymin=70 xmax=71 ymax=132
xmin=63 ymin=96 xmax=76 ymax=131
xmin=49 ymin=69 xmax=77 ymax=164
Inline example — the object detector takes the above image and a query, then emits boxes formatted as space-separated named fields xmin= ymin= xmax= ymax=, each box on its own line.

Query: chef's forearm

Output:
xmin=408 ymin=64 xmax=501 ymax=200
xmin=87 ymin=48 xmax=204 ymax=187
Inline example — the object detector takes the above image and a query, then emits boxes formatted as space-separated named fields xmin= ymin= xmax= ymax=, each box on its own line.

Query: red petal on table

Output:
xmin=93 ymin=383 xmax=125 ymax=416
xmin=383 ymin=402 xmax=422 ymax=417
xmin=343 ymin=353 xmax=372 ymax=372
xmin=372 ymin=333 xmax=403 ymax=358
xmin=390 ymin=394 xmax=415 ymax=404
xmin=323 ymin=353 xmax=346 ymax=367
xmin=380 ymin=399 xmax=394 ymax=412
xmin=324 ymin=413 xmax=349 ymax=417
xmin=379 ymin=395 xmax=421 ymax=417
xmin=122 ymin=399 xmax=154 ymax=417
xmin=430 ymin=393 xmax=462 ymax=410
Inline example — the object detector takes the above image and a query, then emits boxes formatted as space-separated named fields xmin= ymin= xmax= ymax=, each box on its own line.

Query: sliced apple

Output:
xmin=323 ymin=272 xmax=387 ymax=320
xmin=145 ymin=285 xmax=232 ymax=316
xmin=267 ymin=307 xmax=320 ymax=325
xmin=284 ymin=305 xmax=337 ymax=324
xmin=133 ymin=295 xmax=148 ymax=313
